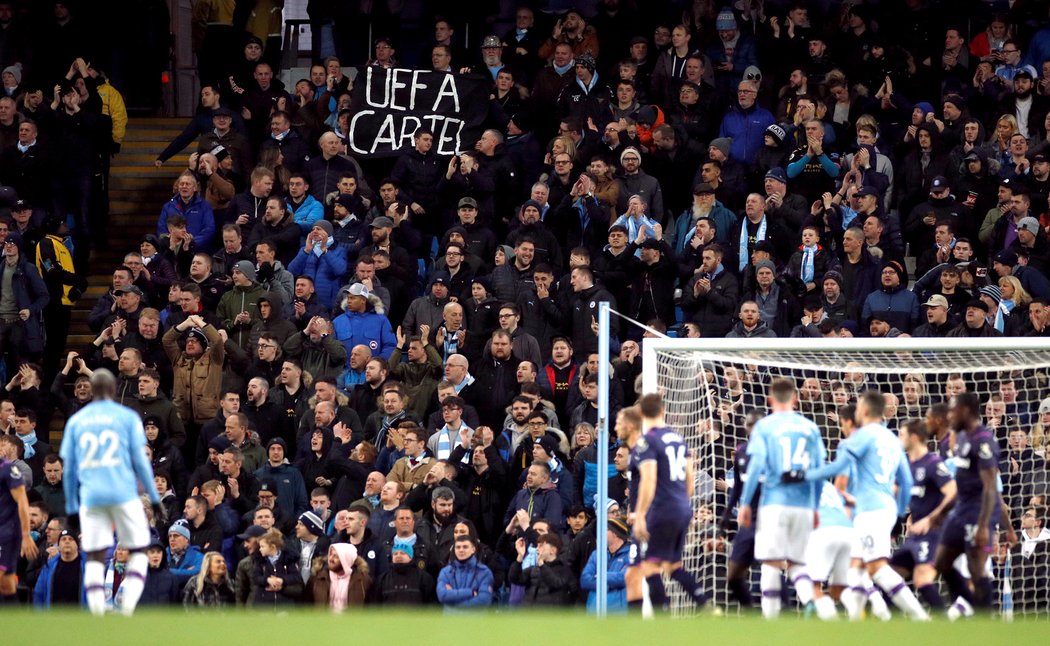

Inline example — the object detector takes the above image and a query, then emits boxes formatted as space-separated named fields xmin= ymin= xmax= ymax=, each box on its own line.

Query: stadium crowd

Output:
xmin=1 ymin=0 xmax=1050 ymax=614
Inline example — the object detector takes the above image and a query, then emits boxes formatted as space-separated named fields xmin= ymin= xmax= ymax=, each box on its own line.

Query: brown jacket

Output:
xmin=538 ymin=27 xmax=600 ymax=61
xmin=162 ymin=323 xmax=225 ymax=424
xmin=387 ymin=454 xmax=436 ymax=493
xmin=305 ymin=556 xmax=371 ymax=608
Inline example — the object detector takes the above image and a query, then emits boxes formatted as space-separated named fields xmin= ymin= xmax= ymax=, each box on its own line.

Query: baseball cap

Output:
xmin=115 ymin=285 xmax=145 ymax=296
xmin=346 ymin=283 xmax=371 ymax=299
xmin=854 ymin=186 xmax=877 ymax=198
xmin=12 ymin=198 xmax=30 ymax=211
xmin=638 ymin=238 xmax=663 ymax=251
xmin=236 ymin=525 xmax=267 ymax=540
xmin=481 ymin=35 xmax=503 ymax=48
xmin=212 ymin=106 xmax=235 ymax=118
xmin=608 ymin=224 xmax=628 ymax=235
xmin=458 ymin=197 xmax=478 ymax=209
xmin=923 ymin=294 xmax=949 ymax=309
xmin=693 ymin=182 xmax=716 ymax=195
xmin=930 ymin=176 xmax=949 ymax=191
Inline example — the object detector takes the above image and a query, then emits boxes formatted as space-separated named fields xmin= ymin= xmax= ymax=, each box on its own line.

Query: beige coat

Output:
xmin=162 ymin=324 xmax=225 ymax=424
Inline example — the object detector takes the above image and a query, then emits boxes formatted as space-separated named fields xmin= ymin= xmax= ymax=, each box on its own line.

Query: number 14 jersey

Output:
xmin=743 ymin=411 xmax=825 ymax=511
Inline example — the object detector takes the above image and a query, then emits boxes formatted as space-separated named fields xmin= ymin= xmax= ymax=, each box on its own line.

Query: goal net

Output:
xmin=640 ymin=337 xmax=1050 ymax=618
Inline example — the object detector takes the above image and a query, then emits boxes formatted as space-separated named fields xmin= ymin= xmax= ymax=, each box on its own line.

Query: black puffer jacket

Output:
xmin=507 ymin=556 xmax=577 ymax=607
xmin=251 ymin=549 xmax=303 ymax=607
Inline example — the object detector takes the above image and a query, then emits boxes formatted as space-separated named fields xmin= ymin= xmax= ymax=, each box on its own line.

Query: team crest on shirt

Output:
xmin=978 ymin=444 xmax=992 ymax=460
xmin=636 ymin=437 xmax=649 ymax=451
xmin=10 ymin=465 xmax=20 ymax=478
xmin=915 ymin=468 xmax=925 ymax=482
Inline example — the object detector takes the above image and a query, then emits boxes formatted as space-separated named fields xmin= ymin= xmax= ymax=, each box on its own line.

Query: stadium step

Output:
xmin=68 ymin=117 xmax=188 ymax=355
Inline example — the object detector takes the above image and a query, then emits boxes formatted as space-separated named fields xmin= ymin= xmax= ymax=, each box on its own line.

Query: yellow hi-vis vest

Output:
xmin=36 ymin=234 xmax=76 ymax=306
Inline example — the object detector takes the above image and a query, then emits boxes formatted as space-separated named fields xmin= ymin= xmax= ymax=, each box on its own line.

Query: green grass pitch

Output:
xmin=2 ymin=609 xmax=1044 ymax=645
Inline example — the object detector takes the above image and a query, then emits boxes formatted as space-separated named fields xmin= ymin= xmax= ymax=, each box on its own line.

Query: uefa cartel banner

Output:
xmin=348 ymin=67 xmax=490 ymax=158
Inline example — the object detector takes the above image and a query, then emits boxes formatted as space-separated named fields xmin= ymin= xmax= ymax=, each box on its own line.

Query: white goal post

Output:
xmin=638 ymin=336 xmax=1050 ymax=617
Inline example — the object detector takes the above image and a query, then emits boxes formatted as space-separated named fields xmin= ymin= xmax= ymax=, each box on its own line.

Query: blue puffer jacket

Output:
xmin=33 ymin=554 xmax=86 ymax=608
xmin=861 ymin=284 xmax=921 ymax=334
xmin=166 ymin=545 xmax=205 ymax=588
xmin=288 ymin=244 xmax=348 ymax=307
xmin=503 ymin=482 xmax=565 ymax=531
xmin=581 ymin=541 xmax=632 ymax=613
xmin=332 ymin=304 xmax=397 ymax=361
xmin=436 ymin=556 xmax=494 ymax=609
xmin=158 ymin=192 xmax=216 ymax=249
xmin=289 ymin=196 xmax=324 ymax=238
xmin=718 ymin=103 xmax=775 ymax=168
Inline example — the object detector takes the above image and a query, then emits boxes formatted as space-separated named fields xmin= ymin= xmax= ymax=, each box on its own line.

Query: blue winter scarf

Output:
xmin=739 ymin=217 xmax=767 ymax=272
xmin=19 ymin=430 xmax=37 ymax=459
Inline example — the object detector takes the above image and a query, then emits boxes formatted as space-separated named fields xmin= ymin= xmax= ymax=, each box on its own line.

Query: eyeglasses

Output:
xmin=257 ymin=343 xmax=278 ymax=349
xmin=445 ymin=251 xmax=462 ymax=257
xmin=498 ymin=313 xmax=514 ymax=319
xmin=1002 ymin=49 xmax=1019 ymax=53
xmin=554 ymin=159 xmax=572 ymax=165
xmin=737 ymin=89 xmax=757 ymax=94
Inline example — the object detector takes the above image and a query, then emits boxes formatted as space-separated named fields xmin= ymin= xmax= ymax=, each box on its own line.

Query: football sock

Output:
xmin=728 ymin=577 xmax=753 ymax=607
xmin=814 ymin=595 xmax=838 ymax=620
xmin=788 ymin=565 xmax=814 ymax=606
xmin=669 ymin=568 xmax=709 ymax=605
xmin=972 ymin=576 xmax=993 ymax=609
xmin=760 ymin=564 xmax=783 ymax=619
xmin=645 ymin=575 xmax=668 ymax=611
xmin=866 ymin=584 xmax=892 ymax=621
xmin=118 ymin=552 xmax=149 ymax=615
xmin=841 ymin=568 xmax=865 ymax=620
xmin=84 ymin=560 xmax=107 ymax=616
xmin=918 ymin=583 xmax=946 ymax=610
xmin=943 ymin=568 xmax=974 ymax=605
xmin=872 ymin=564 xmax=929 ymax=620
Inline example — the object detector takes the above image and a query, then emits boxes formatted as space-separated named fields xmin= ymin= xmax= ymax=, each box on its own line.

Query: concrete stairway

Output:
xmin=69 ymin=117 xmax=188 ymax=348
